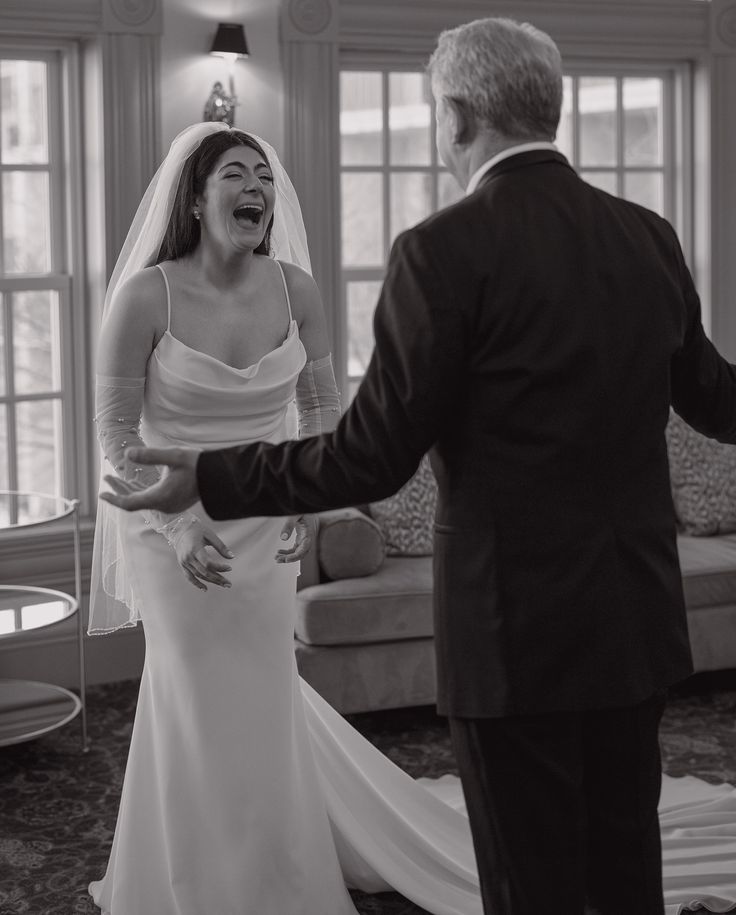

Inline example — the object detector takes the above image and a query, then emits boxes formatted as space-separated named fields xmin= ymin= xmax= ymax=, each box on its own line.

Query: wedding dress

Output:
xmin=88 ymin=264 xmax=736 ymax=915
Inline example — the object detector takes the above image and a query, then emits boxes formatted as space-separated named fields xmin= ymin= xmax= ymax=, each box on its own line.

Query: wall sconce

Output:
xmin=203 ymin=23 xmax=250 ymax=127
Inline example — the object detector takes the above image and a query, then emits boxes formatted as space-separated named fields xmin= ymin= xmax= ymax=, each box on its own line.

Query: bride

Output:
xmin=89 ymin=121 xmax=736 ymax=915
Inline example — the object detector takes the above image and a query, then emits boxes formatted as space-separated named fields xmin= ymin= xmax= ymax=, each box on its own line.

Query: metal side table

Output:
xmin=0 ymin=490 xmax=88 ymax=751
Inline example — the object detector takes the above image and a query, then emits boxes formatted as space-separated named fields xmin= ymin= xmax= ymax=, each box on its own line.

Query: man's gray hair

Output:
xmin=427 ymin=17 xmax=563 ymax=141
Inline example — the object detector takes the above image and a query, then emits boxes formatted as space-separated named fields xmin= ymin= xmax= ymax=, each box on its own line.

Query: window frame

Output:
xmin=339 ymin=62 xmax=458 ymax=398
xmin=337 ymin=55 xmax=695 ymax=395
xmin=0 ymin=38 xmax=90 ymax=527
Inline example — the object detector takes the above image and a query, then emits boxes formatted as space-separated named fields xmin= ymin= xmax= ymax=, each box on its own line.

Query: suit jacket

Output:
xmin=198 ymin=150 xmax=736 ymax=717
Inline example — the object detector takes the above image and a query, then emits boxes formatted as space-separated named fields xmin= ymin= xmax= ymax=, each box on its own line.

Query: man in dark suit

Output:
xmin=103 ymin=16 xmax=736 ymax=915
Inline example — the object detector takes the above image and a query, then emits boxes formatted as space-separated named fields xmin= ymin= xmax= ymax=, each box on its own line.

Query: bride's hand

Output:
xmin=275 ymin=516 xmax=313 ymax=563
xmin=171 ymin=519 xmax=233 ymax=591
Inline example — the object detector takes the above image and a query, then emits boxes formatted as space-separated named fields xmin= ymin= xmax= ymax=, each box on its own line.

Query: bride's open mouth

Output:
xmin=233 ymin=203 xmax=264 ymax=227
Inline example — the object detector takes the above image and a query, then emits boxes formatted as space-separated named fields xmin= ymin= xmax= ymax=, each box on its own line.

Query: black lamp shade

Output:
xmin=210 ymin=23 xmax=249 ymax=58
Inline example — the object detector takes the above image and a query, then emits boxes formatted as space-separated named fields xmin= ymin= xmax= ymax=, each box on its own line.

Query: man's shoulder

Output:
xmin=396 ymin=192 xmax=482 ymax=250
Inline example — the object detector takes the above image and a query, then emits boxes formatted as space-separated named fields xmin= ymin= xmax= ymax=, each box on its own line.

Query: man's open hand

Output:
xmin=100 ymin=447 xmax=201 ymax=514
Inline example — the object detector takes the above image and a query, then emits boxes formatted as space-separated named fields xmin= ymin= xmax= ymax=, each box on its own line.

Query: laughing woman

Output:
xmin=89 ymin=122 xmax=483 ymax=915
xmin=87 ymin=124 xmax=362 ymax=915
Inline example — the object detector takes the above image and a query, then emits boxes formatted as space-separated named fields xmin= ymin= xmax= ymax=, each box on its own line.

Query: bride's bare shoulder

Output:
xmin=111 ymin=264 xmax=168 ymax=327
xmin=276 ymin=259 xmax=321 ymax=322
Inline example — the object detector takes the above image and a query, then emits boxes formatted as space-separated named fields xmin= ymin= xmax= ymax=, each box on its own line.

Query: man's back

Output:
xmin=413 ymin=150 xmax=702 ymax=715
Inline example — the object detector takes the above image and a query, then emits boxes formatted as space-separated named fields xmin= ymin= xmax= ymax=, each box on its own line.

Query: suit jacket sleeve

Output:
xmin=198 ymin=225 xmax=467 ymax=520
xmin=668 ymin=225 xmax=736 ymax=442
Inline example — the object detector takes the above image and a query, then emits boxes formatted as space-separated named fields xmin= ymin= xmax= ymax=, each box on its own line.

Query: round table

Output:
xmin=0 ymin=491 xmax=87 ymax=750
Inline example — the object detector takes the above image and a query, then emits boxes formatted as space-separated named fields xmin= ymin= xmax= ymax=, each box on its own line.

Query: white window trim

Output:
xmin=0 ymin=2 xmax=162 ymax=594
xmin=336 ymin=56 xmax=695 ymax=391
xmin=281 ymin=0 xmax=736 ymax=382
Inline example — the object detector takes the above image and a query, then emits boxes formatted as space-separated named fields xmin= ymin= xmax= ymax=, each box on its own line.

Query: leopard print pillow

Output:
xmin=666 ymin=411 xmax=736 ymax=536
xmin=369 ymin=454 xmax=437 ymax=556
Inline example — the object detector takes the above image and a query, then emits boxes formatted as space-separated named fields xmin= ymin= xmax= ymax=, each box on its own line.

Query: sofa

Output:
xmin=294 ymin=416 xmax=736 ymax=714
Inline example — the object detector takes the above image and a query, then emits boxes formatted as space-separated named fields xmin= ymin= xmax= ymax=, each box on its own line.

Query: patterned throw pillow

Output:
xmin=369 ymin=454 xmax=438 ymax=556
xmin=665 ymin=411 xmax=736 ymax=536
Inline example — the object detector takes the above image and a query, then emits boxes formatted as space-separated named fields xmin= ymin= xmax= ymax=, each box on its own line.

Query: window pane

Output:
xmin=341 ymin=173 xmax=383 ymax=266
xmin=0 ymin=60 xmax=48 ymax=165
xmin=438 ymin=171 xmax=463 ymax=209
xmin=13 ymin=290 xmax=61 ymax=394
xmin=390 ymin=172 xmax=432 ymax=241
xmin=579 ymin=77 xmax=617 ymax=167
xmin=2 ymin=170 xmax=51 ymax=273
xmin=623 ymin=78 xmax=662 ymax=166
xmin=580 ymin=171 xmax=618 ymax=195
xmin=340 ymin=72 xmax=383 ymax=166
xmin=347 ymin=281 xmax=381 ymax=378
xmin=0 ymin=404 xmax=7 ymax=491
xmin=389 ymin=72 xmax=431 ymax=166
xmin=16 ymin=397 xmax=63 ymax=496
xmin=556 ymin=75 xmax=574 ymax=161
xmin=623 ymin=171 xmax=664 ymax=216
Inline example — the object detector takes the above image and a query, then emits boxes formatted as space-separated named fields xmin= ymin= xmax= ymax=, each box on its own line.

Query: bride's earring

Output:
xmin=193 ymin=208 xmax=201 ymax=221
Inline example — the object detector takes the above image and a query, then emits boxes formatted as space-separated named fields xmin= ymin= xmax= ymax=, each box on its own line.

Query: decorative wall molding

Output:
xmin=100 ymin=31 xmax=161 ymax=277
xmin=0 ymin=0 xmax=162 ymax=36
xmin=338 ymin=0 xmax=710 ymax=56
xmin=281 ymin=37 xmax=342 ymax=355
xmin=282 ymin=0 xmax=338 ymax=42
xmin=281 ymin=0 xmax=342 ymax=368
xmin=711 ymin=0 xmax=736 ymax=52
xmin=102 ymin=0 xmax=162 ymax=35
xmin=0 ymin=0 xmax=100 ymax=35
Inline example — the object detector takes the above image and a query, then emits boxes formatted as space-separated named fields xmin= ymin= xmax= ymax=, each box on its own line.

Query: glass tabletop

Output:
xmin=0 ymin=490 xmax=76 ymax=530
xmin=0 ymin=585 xmax=78 ymax=637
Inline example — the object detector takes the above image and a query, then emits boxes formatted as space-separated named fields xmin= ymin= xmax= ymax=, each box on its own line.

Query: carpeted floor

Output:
xmin=0 ymin=670 xmax=735 ymax=915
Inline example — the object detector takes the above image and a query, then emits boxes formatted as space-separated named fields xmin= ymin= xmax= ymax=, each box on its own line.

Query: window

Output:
xmin=0 ymin=50 xmax=77 ymax=524
xmin=338 ymin=63 xmax=689 ymax=395
xmin=340 ymin=69 xmax=463 ymax=400
xmin=556 ymin=67 xmax=681 ymax=224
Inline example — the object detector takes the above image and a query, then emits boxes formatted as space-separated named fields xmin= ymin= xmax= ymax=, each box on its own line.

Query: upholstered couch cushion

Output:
xmin=369 ymin=454 xmax=437 ymax=556
xmin=316 ymin=507 xmax=386 ymax=581
xmin=678 ymin=533 xmax=736 ymax=609
xmin=294 ymin=556 xmax=433 ymax=646
xmin=666 ymin=412 xmax=736 ymax=536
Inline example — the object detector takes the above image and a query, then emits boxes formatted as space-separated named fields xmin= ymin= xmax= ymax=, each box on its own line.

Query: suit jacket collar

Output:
xmin=475 ymin=149 xmax=574 ymax=190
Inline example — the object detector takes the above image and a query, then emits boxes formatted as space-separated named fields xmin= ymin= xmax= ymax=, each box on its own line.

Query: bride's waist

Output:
xmin=140 ymin=415 xmax=290 ymax=449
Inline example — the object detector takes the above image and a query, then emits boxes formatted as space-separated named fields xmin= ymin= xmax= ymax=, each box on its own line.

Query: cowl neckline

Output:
xmin=156 ymin=319 xmax=299 ymax=379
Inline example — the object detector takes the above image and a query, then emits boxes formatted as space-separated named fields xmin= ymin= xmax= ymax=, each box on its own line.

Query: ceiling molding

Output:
xmin=0 ymin=0 xmax=162 ymax=36
xmin=339 ymin=0 xmax=710 ymax=57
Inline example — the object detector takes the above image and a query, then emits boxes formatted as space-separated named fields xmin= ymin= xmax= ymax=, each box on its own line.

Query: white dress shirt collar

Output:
xmin=465 ymin=141 xmax=559 ymax=196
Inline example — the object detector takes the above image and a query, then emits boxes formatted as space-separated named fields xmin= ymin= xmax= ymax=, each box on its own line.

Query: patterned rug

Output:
xmin=0 ymin=671 xmax=735 ymax=915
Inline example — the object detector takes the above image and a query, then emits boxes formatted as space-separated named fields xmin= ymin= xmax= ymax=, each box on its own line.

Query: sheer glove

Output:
xmin=295 ymin=353 xmax=341 ymax=437
xmin=280 ymin=354 xmax=342 ymax=562
xmin=94 ymin=375 xmax=232 ymax=588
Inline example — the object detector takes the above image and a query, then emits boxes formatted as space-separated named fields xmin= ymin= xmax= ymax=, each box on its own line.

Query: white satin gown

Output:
xmin=89 ymin=264 xmax=736 ymax=915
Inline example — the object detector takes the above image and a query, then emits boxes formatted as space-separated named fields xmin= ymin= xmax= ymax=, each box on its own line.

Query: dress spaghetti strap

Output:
xmin=275 ymin=260 xmax=294 ymax=322
xmin=155 ymin=263 xmax=173 ymax=332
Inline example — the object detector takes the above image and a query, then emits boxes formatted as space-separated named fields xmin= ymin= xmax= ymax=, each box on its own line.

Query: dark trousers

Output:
xmin=449 ymin=690 xmax=667 ymax=915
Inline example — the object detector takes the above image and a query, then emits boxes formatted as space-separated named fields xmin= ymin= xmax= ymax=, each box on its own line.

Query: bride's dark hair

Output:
xmin=156 ymin=130 xmax=275 ymax=263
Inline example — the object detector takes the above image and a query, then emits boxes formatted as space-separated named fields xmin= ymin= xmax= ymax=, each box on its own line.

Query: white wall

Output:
xmin=161 ymin=0 xmax=284 ymax=156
